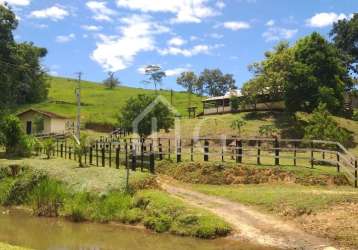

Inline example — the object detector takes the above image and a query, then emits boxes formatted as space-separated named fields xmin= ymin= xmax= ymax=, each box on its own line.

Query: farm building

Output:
xmin=17 ymin=109 xmax=75 ymax=135
xmin=202 ymin=90 xmax=284 ymax=115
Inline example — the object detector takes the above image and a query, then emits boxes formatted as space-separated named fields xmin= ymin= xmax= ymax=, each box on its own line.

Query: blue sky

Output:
xmin=4 ymin=0 xmax=357 ymax=91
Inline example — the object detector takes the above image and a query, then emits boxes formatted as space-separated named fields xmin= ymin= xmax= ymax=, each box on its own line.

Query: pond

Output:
xmin=0 ymin=208 xmax=275 ymax=250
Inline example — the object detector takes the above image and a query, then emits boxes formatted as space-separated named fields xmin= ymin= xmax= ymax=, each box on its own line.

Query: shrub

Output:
xmin=73 ymin=135 xmax=90 ymax=167
xmin=0 ymin=115 xmax=33 ymax=157
xmin=230 ymin=96 xmax=240 ymax=111
xmin=33 ymin=138 xmax=43 ymax=156
xmin=259 ymin=125 xmax=279 ymax=138
xmin=230 ymin=117 xmax=246 ymax=136
xmin=304 ymin=103 xmax=352 ymax=147
xmin=353 ymin=110 xmax=358 ymax=121
xmin=30 ymin=178 xmax=66 ymax=217
xmin=64 ymin=192 xmax=92 ymax=222
xmin=42 ymin=138 xmax=55 ymax=159
xmin=143 ymin=214 xmax=172 ymax=233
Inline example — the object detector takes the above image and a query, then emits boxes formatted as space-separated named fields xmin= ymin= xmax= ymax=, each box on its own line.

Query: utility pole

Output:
xmin=75 ymin=72 xmax=82 ymax=140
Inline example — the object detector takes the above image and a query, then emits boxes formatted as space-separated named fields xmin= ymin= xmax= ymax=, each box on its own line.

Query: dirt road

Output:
xmin=158 ymin=176 xmax=337 ymax=250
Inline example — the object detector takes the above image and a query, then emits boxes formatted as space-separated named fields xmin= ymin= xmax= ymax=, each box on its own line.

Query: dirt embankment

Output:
xmin=157 ymin=161 xmax=349 ymax=186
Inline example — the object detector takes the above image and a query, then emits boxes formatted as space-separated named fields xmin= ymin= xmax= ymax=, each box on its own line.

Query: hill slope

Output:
xmin=19 ymin=77 xmax=203 ymax=126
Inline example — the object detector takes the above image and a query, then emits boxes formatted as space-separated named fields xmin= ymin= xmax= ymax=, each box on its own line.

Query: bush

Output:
xmin=230 ymin=96 xmax=240 ymax=111
xmin=353 ymin=110 xmax=358 ymax=121
xmin=144 ymin=214 xmax=172 ymax=233
xmin=42 ymin=138 xmax=55 ymax=159
xmin=259 ymin=125 xmax=279 ymax=138
xmin=0 ymin=115 xmax=33 ymax=157
xmin=30 ymin=178 xmax=66 ymax=217
xmin=304 ymin=103 xmax=352 ymax=147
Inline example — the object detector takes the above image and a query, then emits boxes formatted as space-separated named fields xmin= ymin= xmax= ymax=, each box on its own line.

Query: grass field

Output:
xmin=18 ymin=76 xmax=203 ymax=126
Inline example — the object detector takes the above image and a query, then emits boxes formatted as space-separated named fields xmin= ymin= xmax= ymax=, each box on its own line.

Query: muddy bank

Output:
xmin=157 ymin=161 xmax=349 ymax=186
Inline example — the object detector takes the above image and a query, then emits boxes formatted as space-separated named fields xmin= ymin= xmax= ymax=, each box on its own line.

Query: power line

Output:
xmin=74 ymin=72 xmax=83 ymax=140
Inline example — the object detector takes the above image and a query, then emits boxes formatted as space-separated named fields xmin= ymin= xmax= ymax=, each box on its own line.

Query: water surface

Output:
xmin=0 ymin=208 xmax=275 ymax=250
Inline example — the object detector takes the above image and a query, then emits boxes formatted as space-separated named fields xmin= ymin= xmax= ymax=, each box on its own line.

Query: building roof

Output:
xmin=203 ymin=89 xmax=242 ymax=102
xmin=17 ymin=108 xmax=70 ymax=120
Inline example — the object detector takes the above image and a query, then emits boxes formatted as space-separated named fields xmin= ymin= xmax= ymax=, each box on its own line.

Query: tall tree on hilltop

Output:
xmin=143 ymin=65 xmax=166 ymax=92
xmin=198 ymin=69 xmax=236 ymax=96
xmin=176 ymin=71 xmax=198 ymax=107
xmin=103 ymin=71 xmax=120 ymax=89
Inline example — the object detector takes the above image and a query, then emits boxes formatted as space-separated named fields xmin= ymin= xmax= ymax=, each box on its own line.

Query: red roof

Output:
xmin=17 ymin=108 xmax=69 ymax=119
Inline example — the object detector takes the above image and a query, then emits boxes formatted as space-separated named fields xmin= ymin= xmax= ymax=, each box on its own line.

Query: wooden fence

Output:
xmin=51 ymin=136 xmax=358 ymax=188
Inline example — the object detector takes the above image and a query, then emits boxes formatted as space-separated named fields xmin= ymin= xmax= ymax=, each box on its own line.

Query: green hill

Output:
xmin=19 ymin=77 xmax=203 ymax=127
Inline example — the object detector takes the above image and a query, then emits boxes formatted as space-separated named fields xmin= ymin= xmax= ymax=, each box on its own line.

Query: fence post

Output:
xmin=141 ymin=140 xmax=144 ymax=171
xmin=125 ymin=142 xmax=128 ymax=169
xmin=109 ymin=143 xmax=112 ymax=168
xmin=294 ymin=141 xmax=297 ymax=166
xmin=221 ymin=139 xmax=225 ymax=162
xmin=204 ymin=139 xmax=209 ymax=162
xmin=158 ymin=143 xmax=163 ymax=161
xmin=310 ymin=141 xmax=314 ymax=168
xmin=115 ymin=146 xmax=120 ymax=169
xmin=96 ymin=143 xmax=99 ymax=166
xmin=168 ymin=139 xmax=171 ymax=160
xmin=56 ymin=139 xmax=59 ymax=156
xmin=257 ymin=140 xmax=261 ymax=165
xmin=336 ymin=145 xmax=340 ymax=173
xmin=274 ymin=138 xmax=279 ymax=166
xmin=84 ymin=147 xmax=87 ymax=165
xmin=60 ymin=143 xmax=63 ymax=158
xmin=176 ymin=139 xmax=182 ymax=163
xmin=355 ymin=159 xmax=357 ymax=188
xmin=131 ymin=148 xmax=136 ymax=171
xmin=64 ymin=141 xmax=67 ymax=159
xmin=69 ymin=147 xmax=72 ymax=160
xmin=236 ymin=140 xmax=242 ymax=163
xmin=89 ymin=146 xmax=93 ymax=165
xmin=190 ymin=139 xmax=194 ymax=162
xmin=149 ymin=152 xmax=155 ymax=174
xmin=101 ymin=146 xmax=105 ymax=167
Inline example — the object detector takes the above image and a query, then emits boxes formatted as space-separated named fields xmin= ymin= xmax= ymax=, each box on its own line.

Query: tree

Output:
xmin=230 ymin=96 xmax=240 ymax=111
xmin=0 ymin=114 xmax=33 ymax=156
xmin=73 ymin=135 xmax=89 ymax=167
xmin=103 ymin=71 xmax=120 ymax=89
xmin=0 ymin=5 xmax=48 ymax=109
xmin=143 ymin=65 xmax=166 ymax=92
xmin=118 ymin=94 xmax=175 ymax=137
xmin=304 ymin=103 xmax=352 ymax=147
xmin=285 ymin=32 xmax=348 ymax=114
xmin=42 ymin=138 xmax=55 ymax=159
xmin=230 ymin=117 xmax=246 ymax=136
xmin=259 ymin=125 xmax=279 ymax=138
xmin=176 ymin=71 xmax=198 ymax=107
xmin=242 ymin=41 xmax=293 ymax=108
xmin=330 ymin=14 xmax=358 ymax=81
xmin=198 ymin=69 xmax=236 ymax=96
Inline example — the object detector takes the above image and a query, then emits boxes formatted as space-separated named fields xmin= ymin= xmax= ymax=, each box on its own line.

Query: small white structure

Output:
xmin=17 ymin=108 xmax=75 ymax=135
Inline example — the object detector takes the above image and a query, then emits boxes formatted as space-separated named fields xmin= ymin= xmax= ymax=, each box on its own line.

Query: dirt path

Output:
xmin=158 ymin=176 xmax=337 ymax=250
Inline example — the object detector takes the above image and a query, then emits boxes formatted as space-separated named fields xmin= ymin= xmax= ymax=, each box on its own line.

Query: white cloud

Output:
xmin=81 ymin=25 xmax=102 ymax=31
xmin=29 ymin=6 xmax=69 ymax=21
xmin=306 ymin=12 xmax=350 ymax=28
xmin=223 ymin=21 xmax=251 ymax=30
xmin=116 ymin=0 xmax=217 ymax=23
xmin=165 ymin=67 xmax=189 ymax=77
xmin=168 ymin=37 xmax=186 ymax=47
xmin=56 ymin=33 xmax=76 ymax=43
xmin=208 ymin=33 xmax=223 ymax=39
xmin=266 ymin=19 xmax=275 ymax=26
xmin=86 ymin=1 xmax=116 ymax=22
xmin=262 ymin=27 xmax=298 ymax=42
xmin=91 ymin=15 xmax=170 ymax=71
xmin=216 ymin=1 xmax=225 ymax=9
xmin=0 ymin=0 xmax=30 ymax=6
xmin=159 ymin=44 xmax=220 ymax=57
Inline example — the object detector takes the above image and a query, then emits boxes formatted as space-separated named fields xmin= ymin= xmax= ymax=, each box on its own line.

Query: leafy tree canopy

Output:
xmin=0 ymin=5 xmax=48 ymax=109
xmin=118 ymin=94 xmax=175 ymax=137
xmin=330 ymin=13 xmax=358 ymax=80
xmin=198 ymin=69 xmax=236 ymax=96
xmin=103 ymin=72 xmax=121 ymax=89
xmin=176 ymin=71 xmax=198 ymax=107
xmin=143 ymin=65 xmax=166 ymax=92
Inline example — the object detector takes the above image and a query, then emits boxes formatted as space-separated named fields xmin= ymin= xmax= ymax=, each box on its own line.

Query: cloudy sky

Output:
xmin=5 ymin=0 xmax=357 ymax=90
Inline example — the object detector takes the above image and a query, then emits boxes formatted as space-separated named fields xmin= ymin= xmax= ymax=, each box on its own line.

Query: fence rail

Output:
xmin=48 ymin=136 xmax=358 ymax=188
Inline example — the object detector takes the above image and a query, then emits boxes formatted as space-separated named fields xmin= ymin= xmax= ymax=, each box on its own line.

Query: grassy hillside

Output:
xmin=19 ymin=77 xmax=203 ymax=126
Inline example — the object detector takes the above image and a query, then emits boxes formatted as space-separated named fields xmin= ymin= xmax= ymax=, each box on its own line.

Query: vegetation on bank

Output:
xmin=0 ymin=161 xmax=231 ymax=239
xmin=0 ymin=242 xmax=33 ymax=250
